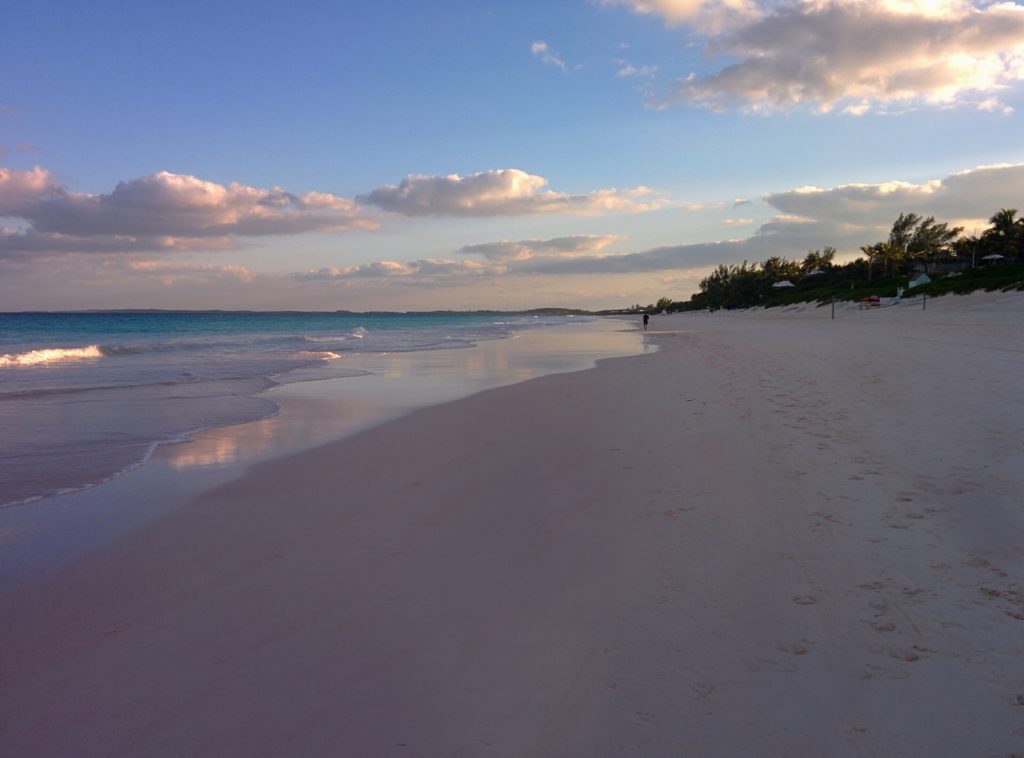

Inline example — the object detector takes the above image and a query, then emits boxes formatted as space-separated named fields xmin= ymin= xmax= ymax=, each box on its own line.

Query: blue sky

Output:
xmin=2 ymin=0 xmax=1024 ymax=310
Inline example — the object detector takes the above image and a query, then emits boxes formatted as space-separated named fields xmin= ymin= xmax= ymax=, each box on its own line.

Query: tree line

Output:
xmin=665 ymin=208 xmax=1023 ymax=312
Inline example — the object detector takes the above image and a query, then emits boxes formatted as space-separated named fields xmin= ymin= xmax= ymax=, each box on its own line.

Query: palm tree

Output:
xmin=880 ymin=242 xmax=904 ymax=277
xmin=951 ymin=235 xmax=982 ymax=269
xmin=984 ymin=208 xmax=1023 ymax=260
xmin=860 ymin=243 xmax=883 ymax=281
xmin=859 ymin=241 xmax=904 ymax=279
xmin=988 ymin=208 xmax=1019 ymax=237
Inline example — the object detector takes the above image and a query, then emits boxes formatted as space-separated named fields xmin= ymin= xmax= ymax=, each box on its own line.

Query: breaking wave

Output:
xmin=0 ymin=345 xmax=105 ymax=367
xmin=292 ymin=350 xmax=342 ymax=361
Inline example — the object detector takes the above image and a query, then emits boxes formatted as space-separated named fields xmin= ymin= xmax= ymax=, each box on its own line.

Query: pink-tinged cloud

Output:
xmin=457 ymin=234 xmax=623 ymax=261
xmin=597 ymin=0 xmax=758 ymax=28
xmin=294 ymin=258 xmax=493 ymax=283
xmin=126 ymin=260 xmax=254 ymax=282
xmin=604 ymin=0 xmax=1024 ymax=113
xmin=360 ymin=169 xmax=661 ymax=217
xmin=522 ymin=162 xmax=1024 ymax=274
xmin=0 ymin=167 xmax=378 ymax=259
xmin=287 ymin=162 xmax=1022 ymax=288
xmin=0 ymin=166 xmax=60 ymax=215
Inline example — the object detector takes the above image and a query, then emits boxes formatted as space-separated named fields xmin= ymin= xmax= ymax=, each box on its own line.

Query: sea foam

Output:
xmin=0 ymin=345 xmax=105 ymax=367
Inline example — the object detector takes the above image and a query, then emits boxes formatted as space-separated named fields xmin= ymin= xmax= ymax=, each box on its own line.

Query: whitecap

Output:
xmin=0 ymin=345 xmax=105 ymax=367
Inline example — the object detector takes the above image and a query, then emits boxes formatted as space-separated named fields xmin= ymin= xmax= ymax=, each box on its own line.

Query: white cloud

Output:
xmin=457 ymin=234 xmax=623 ymax=261
xmin=517 ymin=162 xmax=1024 ymax=275
xmin=294 ymin=163 xmax=1024 ymax=287
xmin=601 ymin=0 xmax=1024 ymax=113
xmin=978 ymin=95 xmax=1015 ymax=114
xmin=126 ymin=260 xmax=254 ymax=282
xmin=360 ymin=169 xmax=661 ymax=217
xmin=0 ymin=167 xmax=378 ymax=259
xmin=616 ymin=62 xmax=659 ymax=77
xmin=532 ymin=41 xmax=568 ymax=71
xmin=294 ymin=258 xmax=493 ymax=283
xmin=519 ymin=239 xmax=755 ymax=274
xmin=764 ymin=162 xmax=1024 ymax=226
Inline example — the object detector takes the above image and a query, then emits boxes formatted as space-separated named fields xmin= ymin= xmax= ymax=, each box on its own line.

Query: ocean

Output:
xmin=1 ymin=311 xmax=619 ymax=508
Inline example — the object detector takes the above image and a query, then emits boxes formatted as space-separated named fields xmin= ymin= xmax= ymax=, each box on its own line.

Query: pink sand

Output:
xmin=2 ymin=292 xmax=1023 ymax=756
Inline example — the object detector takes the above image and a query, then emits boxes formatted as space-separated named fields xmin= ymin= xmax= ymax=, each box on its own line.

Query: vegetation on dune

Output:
xmin=640 ymin=208 xmax=1024 ymax=313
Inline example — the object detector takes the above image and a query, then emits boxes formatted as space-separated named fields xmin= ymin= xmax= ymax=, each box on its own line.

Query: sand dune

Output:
xmin=2 ymin=292 xmax=1023 ymax=756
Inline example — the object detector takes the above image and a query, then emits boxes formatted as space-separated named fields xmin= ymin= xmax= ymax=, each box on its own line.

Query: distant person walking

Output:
xmin=642 ymin=312 xmax=649 ymax=330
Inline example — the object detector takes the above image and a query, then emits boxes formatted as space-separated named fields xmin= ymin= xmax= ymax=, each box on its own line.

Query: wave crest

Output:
xmin=0 ymin=345 xmax=105 ymax=367
xmin=292 ymin=350 xmax=342 ymax=361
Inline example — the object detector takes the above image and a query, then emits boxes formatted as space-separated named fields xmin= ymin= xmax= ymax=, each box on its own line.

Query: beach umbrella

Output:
xmin=981 ymin=253 xmax=1005 ymax=260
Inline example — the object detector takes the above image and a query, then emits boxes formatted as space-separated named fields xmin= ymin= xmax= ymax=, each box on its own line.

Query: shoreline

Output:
xmin=0 ymin=317 xmax=646 ymax=590
xmin=2 ymin=293 xmax=1022 ymax=755
xmin=0 ymin=312 xmax=618 ymax=511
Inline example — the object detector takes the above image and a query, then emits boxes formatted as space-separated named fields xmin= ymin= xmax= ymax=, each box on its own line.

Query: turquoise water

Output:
xmin=0 ymin=311 xmax=584 ymax=507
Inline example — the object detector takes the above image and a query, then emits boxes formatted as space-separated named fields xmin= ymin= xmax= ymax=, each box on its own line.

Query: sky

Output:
xmin=2 ymin=0 xmax=1024 ymax=311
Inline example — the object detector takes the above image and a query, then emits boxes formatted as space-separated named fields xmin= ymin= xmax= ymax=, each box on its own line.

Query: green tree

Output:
xmin=860 ymin=241 xmax=903 ymax=278
xmin=873 ymin=213 xmax=962 ymax=274
xmin=761 ymin=256 xmax=801 ymax=282
xmin=860 ymin=242 xmax=883 ymax=281
xmin=907 ymin=216 xmax=962 ymax=271
xmin=951 ymin=234 xmax=989 ymax=269
xmin=888 ymin=212 xmax=921 ymax=270
xmin=802 ymin=246 xmax=836 ymax=275
xmin=983 ymin=208 xmax=1023 ymax=261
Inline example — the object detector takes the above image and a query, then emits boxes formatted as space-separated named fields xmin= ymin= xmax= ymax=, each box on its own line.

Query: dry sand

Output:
xmin=2 ymin=291 xmax=1023 ymax=756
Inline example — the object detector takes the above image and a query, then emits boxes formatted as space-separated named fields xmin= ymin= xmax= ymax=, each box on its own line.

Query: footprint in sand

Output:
xmin=693 ymin=682 xmax=715 ymax=699
xmin=901 ymin=587 xmax=927 ymax=601
xmin=779 ymin=640 xmax=814 ymax=656
xmin=892 ymin=649 xmax=921 ymax=663
xmin=890 ymin=645 xmax=935 ymax=663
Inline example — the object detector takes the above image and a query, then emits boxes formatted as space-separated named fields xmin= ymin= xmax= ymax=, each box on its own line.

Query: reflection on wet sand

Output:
xmin=0 ymin=318 xmax=644 ymax=589
xmin=161 ymin=319 xmax=645 ymax=471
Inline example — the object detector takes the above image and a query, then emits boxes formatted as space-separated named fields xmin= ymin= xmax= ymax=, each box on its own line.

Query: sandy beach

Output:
xmin=2 ymin=292 xmax=1023 ymax=756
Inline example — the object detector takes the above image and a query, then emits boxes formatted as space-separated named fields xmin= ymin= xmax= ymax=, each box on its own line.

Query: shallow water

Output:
xmin=0 ymin=316 xmax=648 ymax=588
xmin=0 ymin=311 xmax=594 ymax=506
